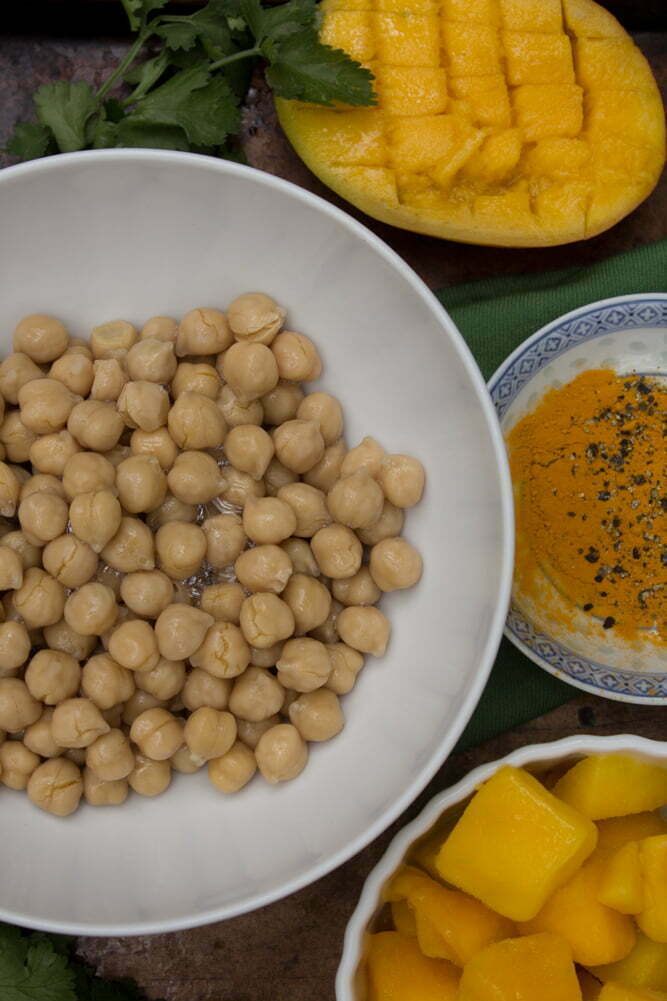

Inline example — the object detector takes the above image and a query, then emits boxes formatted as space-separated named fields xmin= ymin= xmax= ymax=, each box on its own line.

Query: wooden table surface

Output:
xmin=1 ymin=21 xmax=667 ymax=1001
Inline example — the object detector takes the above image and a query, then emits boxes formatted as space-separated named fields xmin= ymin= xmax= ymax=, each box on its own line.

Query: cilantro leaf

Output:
xmin=257 ymin=0 xmax=318 ymax=43
xmin=266 ymin=31 xmax=376 ymax=106
xmin=117 ymin=120 xmax=191 ymax=150
xmin=120 ymin=0 xmax=168 ymax=32
xmin=0 ymin=924 xmax=76 ymax=1001
xmin=155 ymin=21 xmax=201 ymax=52
xmin=131 ymin=68 xmax=240 ymax=145
xmin=4 ymin=122 xmax=54 ymax=160
xmin=34 ymin=81 xmax=99 ymax=152
xmin=123 ymin=50 xmax=170 ymax=97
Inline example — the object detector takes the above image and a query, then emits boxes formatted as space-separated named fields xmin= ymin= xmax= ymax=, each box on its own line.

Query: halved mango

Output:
xmin=277 ymin=0 xmax=665 ymax=246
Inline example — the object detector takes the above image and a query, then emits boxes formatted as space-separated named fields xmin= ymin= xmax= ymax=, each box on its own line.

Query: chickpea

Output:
xmin=184 ymin=707 xmax=237 ymax=762
xmin=171 ymin=743 xmax=204 ymax=774
xmin=25 ymin=649 xmax=81 ymax=704
xmin=0 ymin=740 xmax=40 ymax=789
xmin=261 ymin=381 xmax=304 ymax=426
xmin=264 ymin=457 xmax=298 ymax=497
xmin=240 ymin=593 xmax=294 ymax=648
xmin=18 ymin=378 xmax=80 ymax=434
xmin=0 ymin=462 xmax=20 ymax=517
xmin=81 ymin=652 xmax=135 ymax=710
xmin=15 ymin=567 xmax=65 ymax=628
xmin=141 ymin=316 xmax=177 ymax=343
xmin=280 ymin=538 xmax=320 ymax=578
xmin=296 ymin=393 xmax=343 ymax=446
xmin=311 ymin=524 xmax=362 ymax=579
xmin=190 ymin=621 xmax=250 ymax=679
xmin=276 ymin=483 xmax=331 ymax=538
xmin=369 ymin=536 xmax=423 ymax=592
xmin=28 ymin=758 xmax=83 ymax=816
xmin=147 ymin=493 xmax=197 ymax=531
xmin=18 ymin=491 xmax=69 ymax=544
xmin=156 ymin=521 xmax=206 ymax=579
xmin=135 ymin=657 xmax=185 ymax=701
xmin=199 ymin=581 xmax=245 ymax=624
xmin=224 ymin=425 xmax=274 ymax=482
xmin=30 ymin=429 xmax=81 ymax=476
xmin=303 ymin=439 xmax=347 ymax=493
xmin=340 ymin=436 xmax=383 ymax=479
xmin=118 ymin=381 xmax=170 ymax=433
xmin=64 ymin=582 xmax=118 ymax=636
xmin=332 ymin=567 xmax=381 ymax=606
xmin=0 ymin=546 xmax=23 ymax=590
xmin=167 ymin=451 xmax=223 ymax=505
xmin=62 ymin=451 xmax=115 ymax=500
xmin=0 ymin=353 xmax=43 ymax=404
xmin=168 ymin=391 xmax=227 ymax=450
xmin=273 ymin=419 xmax=324 ymax=474
xmin=2 ymin=531 xmax=42 ymax=570
xmin=289 ymin=689 xmax=344 ymax=742
xmin=309 ymin=599 xmax=342 ymax=645
xmin=236 ymin=715 xmax=279 ymax=750
xmin=101 ymin=516 xmax=155 ymax=572
xmin=229 ymin=666 xmax=284 ymax=722
xmin=222 ymin=341 xmax=279 ymax=404
xmin=43 ymin=619 xmax=95 ymax=660
xmin=227 ymin=292 xmax=285 ymax=345
xmin=272 ymin=331 xmax=321 ymax=382
xmin=108 ymin=620 xmax=160 ymax=673
xmin=90 ymin=358 xmax=128 ymax=402
xmin=0 ymin=410 xmax=38 ymax=462
xmin=66 ymin=337 xmax=92 ymax=358
xmin=116 ymin=454 xmax=167 ymax=514
xmin=126 ymin=338 xmax=177 ymax=384
xmin=24 ymin=709 xmax=64 ymax=758
xmin=337 ymin=605 xmax=390 ymax=656
xmin=84 ymin=728 xmax=133 ymax=781
xmin=250 ymin=643 xmax=283 ymax=668
xmin=130 ymin=428 xmax=178 ymax=472
xmin=122 ymin=690 xmax=166 ymax=726
xmin=128 ymin=753 xmax=171 ymax=797
xmin=155 ymin=604 xmax=213 ymax=660
xmin=176 ymin=308 xmax=232 ymax=357
xmin=83 ymin=769 xmax=128 ymax=806
xmin=90 ymin=320 xmax=137 ymax=359
xmin=0 ymin=622 xmax=31 ymax=675
xmin=41 ymin=536 xmax=95 ymax=590
xmin=283 ymin=572 xmax=332 ymax=636
xmin=0 ymin=677 xmax=41 ymax=732
xmin=327 ymin=470 xmax=384 ymax=530
xmin=241 ymin=496 xmax=296 ymax=547
xmin=208 ymin=741 xmax=256 ymax=793
xmin=218 ymin=466 xmax=265 ymax=508
xmin=255 ymin=724 xmax=308 ymax=784
xmin=357 ymin=500 xmax=405 ymax=546
xmin=120 ymin=570 xmax=173 ymax=618
xmin=20 ymin=474 xmax=66 ymax=502
xmin=216 ymin=385 xmax=263 ymax=427
xmin=235 ymin=545 xmax=293 ymax=594
xmin=51 ymin=697 xmax=110 ymax=748
xmin=14 ymin=314 xmax=69 ymax=363
xmin=378 ymin=454 xmax=425 ymax=508
xmin=69 ymin=489 xmax=122 ymax=553
xmin=276 ymin=637 xmax=331 ymax=692
xmin=68 ymin=399 xmax=124 ymax=451
xmin=172 ymin=361 xmax=221 ymax=400
xmin=50 ymin=351 xmax=94 ymax=397
xmin=182 ymin=668 xmax=232 ymax=711
xmin=130 ymin=708 xmax=183 ymax=761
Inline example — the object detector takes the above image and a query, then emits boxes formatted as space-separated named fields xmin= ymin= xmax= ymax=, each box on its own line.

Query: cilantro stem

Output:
xmin=96 ymin=30 xmax=151 ymax=101
xmin=208 ymin=46 xmax=262 ymax=72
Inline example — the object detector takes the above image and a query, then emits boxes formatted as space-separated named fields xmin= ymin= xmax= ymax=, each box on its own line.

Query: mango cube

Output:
xmin=461 ymin=129 xmax=523 ymax=183
xmin=503 ymin=31 xmax=575 ymax=85
xmin=598 ymin=842 xmax=644 ymax=915
xmin=598 ymin=815 xmax=667 ymax=855
xmin=366 ymin=931 xmax=460 ymax=1001
xmin=638 ymin=837 xmax=667 ymax=944
xmin=591 ymin=933 xmax=667 ymax=992
xmin=563 ymin=0 xmax=628 ymax=38
xmin=374 ymin=66 xmax=448 ymax=116
xmin=436 ymin=766 xmax=598 ymax=922
xmin=320 ymin=11 xmax=375 ymax=62
xmin=598 ymin=985 xmax=667 ymax=1001
xmin=373 ymin=13 xmax=440 ymax=66
xmin=449 ymin=76 xmax=512 ymax=128
xmin=513 ymin=84 xmax=583 ymax=141
xmin=458 ymin=933 xmax=582 ymax=1001
xmin=441 ymin=23 xmax=502 ymax=77
xmin=498 ymin=0 xmax=563 ymax=33
xmin=587 ymin=90 xmax=666 ymax=150
xmin=442 ymin=0 xmax=500 ymax=24
xmin=555 ymin=756 xmax=667 ymax=821
xmin=576 ymin=38 xmax=657 ymax=91
xmin=523 ymin=138 xmax=591 ymax=176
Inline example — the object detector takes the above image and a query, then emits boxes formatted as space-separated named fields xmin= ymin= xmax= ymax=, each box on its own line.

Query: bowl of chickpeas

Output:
xmin=0 ymin=150 xmax=512 ymax=935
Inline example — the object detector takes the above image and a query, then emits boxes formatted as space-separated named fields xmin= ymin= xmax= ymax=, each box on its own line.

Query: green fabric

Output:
xmin=439 ymin=239 xmax=667 ymax=752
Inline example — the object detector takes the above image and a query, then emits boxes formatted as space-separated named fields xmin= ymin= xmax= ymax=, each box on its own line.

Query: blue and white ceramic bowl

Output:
xmin=489 ymin=293 xmax=667 ymax=705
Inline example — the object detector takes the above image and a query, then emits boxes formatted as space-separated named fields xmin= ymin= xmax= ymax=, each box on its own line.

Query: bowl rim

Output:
xmin=336 ymin=732 xmax=667 ymax=1000
xmin=0 ymin=149 xmax=514 ymax=937
xmin=487 ymin=292 xmax=667 ymax=706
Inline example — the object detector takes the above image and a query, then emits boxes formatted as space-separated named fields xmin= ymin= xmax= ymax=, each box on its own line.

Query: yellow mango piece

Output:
xmin=376 ymin=0 xmax=437 ymax=11
xmin=391 ymin=899 xmax=417 ymax=937
xmin=320 ymin=11 xmax=375 ymax=62
xmin=442 ymin=0 xmax=500 ymax=24
xmin=638 ymin=837 xmax=667 ymax=944
xmin=555 ymin=756 xmax=667 ymax=821
xmin=522 ymin=138 xmax=591 ymax=176
xmin=366 ymin=931 xmax=460 ymax=1001
xmin=513 ymin=84 xmax=583 ymax=141
xmin=441 ymin=23 xmax=502 ymax=77
xmin=327 ymin=166 xmax=399 ymax=207
xmin=598 ymin=842 xmax=645 ymax=915
xmin=563 ymin=0 xmax=628 ymax=37
xmin=498 ymin=0 xmax=563 ymax=32
xmin=580 ymin=969 xmax=604 ymax=1000
xmin=591 ymin=933 xmax=667 ymax=992
xmin=577 ymin=38 xmax=658 ymax=91
xmin=503 ymin=31 xmax=575 ymax=86
xmin=459 ymin=933 xmax=582 ymax=1001
xmin=461 ymin=129 xmax=522 ymax=183
xmin=373 ymin=12 xmax=440 ymax=66
xmin=587 ymin=90 xmax=666 ymax=150
xmin=519 ymin=855 xmax=636 ymax=965
xmin=449 ymin=76 xmax=512 ymax=128
xmin=598 ymin=816 xmax=667 ymax=855
xmin=436 ymin=766 xmax=598 ymax=922
xmin=374 ymin=65 xmax=448 ymax=116
xmin=388 ymin=115 xmax=482 ymax=172
xmin=586 ymin=175 xmax=648 ymax=237
xmin=534 ymin=179 xmax=590 ymax=242
xmin=598 ymin=984 xmax=667 ymax=1001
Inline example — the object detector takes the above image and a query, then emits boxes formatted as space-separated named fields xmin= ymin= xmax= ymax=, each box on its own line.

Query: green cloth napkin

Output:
xmin=438 ymin=239 xmax=667 ymax=752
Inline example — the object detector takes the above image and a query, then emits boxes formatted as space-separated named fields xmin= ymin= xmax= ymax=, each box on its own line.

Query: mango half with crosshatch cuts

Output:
xmin=276 ymin=0 xmax=665 ymax=247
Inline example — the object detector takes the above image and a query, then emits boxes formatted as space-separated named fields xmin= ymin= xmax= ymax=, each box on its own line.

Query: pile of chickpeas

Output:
xmin=0 ymin=296 xmax=424 ymax=816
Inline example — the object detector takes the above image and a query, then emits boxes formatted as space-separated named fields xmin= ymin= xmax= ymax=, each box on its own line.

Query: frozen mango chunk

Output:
xmin=598 ymin=984 xmax=667 ymax=1001
xmin=373 ymin=12 xmax=440 ymax=65
xmin=503 ymin=31 xmax=575 ymax=86
xmin=436 ymin=766 xmax=598 ymax=922
xmin=598 ymin=815 xmax=667 ymax=855
xmin=520 ymin=855 xmax=636 ymax=965
xmin=638 ymin=837 xmax=667 ymax=944
xmin=498 ymin=0 xmax=563 ymax=32
xmin=374 ymin=66 xmax=448 ymax=116
xmin=513 ymin=84 xmax=583 ymax=141
xmin=459 ymin=933 xmax=582 ymax=1001
xmin=320 ymin=12 xmax=375 ymax=62
xmin=591 ymin=934 xmax=667 ymax=992
xmin=366 ymin=931 xmax=460 ymax=1001
xmin=555 ymin=756 xmax=667 ymax=821
xmin=442 ymin=23 xmax=502 ymax=77
xmin=598 ymin=842 xmax=644 ymax=915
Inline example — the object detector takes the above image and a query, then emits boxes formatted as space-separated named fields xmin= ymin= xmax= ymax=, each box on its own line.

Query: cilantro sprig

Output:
xmin=5 ymin=0 xmax=375 ymax=162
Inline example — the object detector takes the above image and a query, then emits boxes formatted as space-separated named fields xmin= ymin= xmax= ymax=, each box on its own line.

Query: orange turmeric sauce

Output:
xmin=507 ymin=369 xmax=667 ymax=644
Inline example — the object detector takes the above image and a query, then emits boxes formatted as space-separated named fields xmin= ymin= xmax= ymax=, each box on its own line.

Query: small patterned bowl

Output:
xmin=489 ymin=293 xmax=667 ymax=705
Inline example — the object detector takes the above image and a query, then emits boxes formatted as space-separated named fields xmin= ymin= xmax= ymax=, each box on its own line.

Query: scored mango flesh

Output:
xmin=276 ymin=0 xmax=665 ymax=246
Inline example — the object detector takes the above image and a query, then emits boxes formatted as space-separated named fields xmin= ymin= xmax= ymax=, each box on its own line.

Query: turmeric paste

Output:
xmin=507 ymin=369 xmax=667 ymax=644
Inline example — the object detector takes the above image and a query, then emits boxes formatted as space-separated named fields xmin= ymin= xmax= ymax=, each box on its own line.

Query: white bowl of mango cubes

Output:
xmin=0 ymin=150 xmax=512 ymax=934
xmin=339 ymin=735 xmax=667 ymax=1000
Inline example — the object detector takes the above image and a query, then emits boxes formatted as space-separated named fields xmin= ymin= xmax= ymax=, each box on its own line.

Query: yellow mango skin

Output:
xmin=638 ymin=837 xmax=667 ymax=944
xmin=436 ymin=766 xmax=598 ymax=922
xmin=597 ymin=815 xmax=667 ymax=855
xmin=598 ymin=984 xmax=667 ymax=1001
xmin=365 ymin=931 xmax=460 ymax=1001
xmin=519 ymin=856 xmax=636 ymax=965
xmin=598 ymin=842 xmax=645 ymax=915
xmin=458 ymin=932 xmax=583 ymax=1001
xmin=590 ymin=933 xmax=667 ymax=992
xmin=555 ymin=756 xmax=667 ymax=821
xmin=277 ymin=0 xmax=665 ymax=247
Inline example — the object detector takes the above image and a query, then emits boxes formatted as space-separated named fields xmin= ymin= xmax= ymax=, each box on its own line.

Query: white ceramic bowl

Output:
xmin=0 ymin=150 xmax=512 ymax=936
xmin=337 ymin=734 xmax=667 ymax=1000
